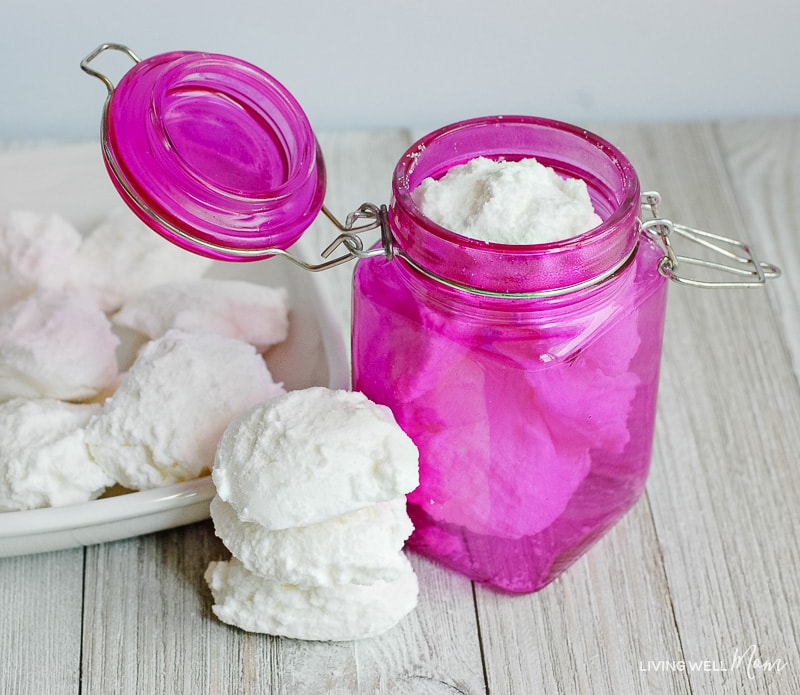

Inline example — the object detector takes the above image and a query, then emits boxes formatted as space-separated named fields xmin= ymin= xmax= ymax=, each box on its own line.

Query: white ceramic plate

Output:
xmin=0 ymin=143 xmax=350 ymax=557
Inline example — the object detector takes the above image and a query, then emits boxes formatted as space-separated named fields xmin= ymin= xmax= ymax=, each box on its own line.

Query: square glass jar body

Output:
xmin=352 ymin=117 xmax=669 ymax=593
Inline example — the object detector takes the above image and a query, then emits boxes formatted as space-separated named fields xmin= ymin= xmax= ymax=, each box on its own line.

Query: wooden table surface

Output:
xmin=1 ymin=118 xmax=798 ymax=695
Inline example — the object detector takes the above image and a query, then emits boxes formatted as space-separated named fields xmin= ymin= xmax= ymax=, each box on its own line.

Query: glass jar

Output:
xmin=352 ymin=116 xmax=669 ymax=593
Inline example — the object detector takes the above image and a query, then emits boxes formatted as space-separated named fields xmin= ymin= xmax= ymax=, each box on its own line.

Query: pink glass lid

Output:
xmin=102 ymin=50 xmax=325 ymax=261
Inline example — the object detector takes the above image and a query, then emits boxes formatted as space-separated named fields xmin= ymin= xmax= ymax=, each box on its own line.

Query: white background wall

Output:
xmin=2 ymin=0 xmax=799 ymax=141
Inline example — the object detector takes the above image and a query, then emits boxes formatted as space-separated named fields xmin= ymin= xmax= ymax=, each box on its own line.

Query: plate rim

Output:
xmin=0 ymin=476 xmax=216 ymax=538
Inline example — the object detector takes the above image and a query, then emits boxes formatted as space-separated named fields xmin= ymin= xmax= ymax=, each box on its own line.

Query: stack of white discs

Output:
xmin=205 ymin=387 xmax=420 ymax=641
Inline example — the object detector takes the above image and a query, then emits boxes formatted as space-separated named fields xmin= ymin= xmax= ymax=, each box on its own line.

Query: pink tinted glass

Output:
xmin=103 ymin=51 xmax=325 ymax=261
xmin=353 ymin=116 xmax=669 ymax=593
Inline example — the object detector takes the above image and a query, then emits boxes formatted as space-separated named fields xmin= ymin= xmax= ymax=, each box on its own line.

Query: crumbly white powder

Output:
xmin=0 ymin=289 xmax=120 ymax=403
xmin=204 ymin=556 xmax=419 ymax=641
xmin=113 ymin=279 xmax=289 ymax=352
xmin=411 ymin=156 xmax=602 ymax=244
xmin=212 ymin=387 xmax=419 ymax=530
xmin=64 ymin=208 xmax=212 ymax=313
xmin=210 ymin=495 xmax=413 ymax=586
xmin=0 ymin=211 xmax=83 ymax=311
xmin=85 ymin=329 xmax=285 ymax=490
xmin=0 ymin=398 xmax=112 ymax=511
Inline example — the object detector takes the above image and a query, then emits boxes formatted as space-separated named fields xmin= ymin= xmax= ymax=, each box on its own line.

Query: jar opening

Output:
xmin=389 ymin=116 xmax=641 ymax=294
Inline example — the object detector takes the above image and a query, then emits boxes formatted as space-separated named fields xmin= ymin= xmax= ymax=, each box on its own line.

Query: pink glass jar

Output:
xmin=352 ymin=116 xmax=669 ymax=593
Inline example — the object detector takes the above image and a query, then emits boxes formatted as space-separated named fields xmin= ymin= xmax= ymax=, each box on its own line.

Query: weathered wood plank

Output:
xmin=81 ymin=523 xmax=264 ymax=695
xmin=715 ymin=118 xmax=800 ymax=377
xmin=594 ymin=121 xmax=800 ymax=695
xmin=475 ymin=498 xmax=691 ymax=695
xmin=81 ymin=525 xmax=486 ymax=694
xmin=268 ymin=555 xmax=485 ymax=695
xmin=0 ymin=549 xmax=83 ymax=695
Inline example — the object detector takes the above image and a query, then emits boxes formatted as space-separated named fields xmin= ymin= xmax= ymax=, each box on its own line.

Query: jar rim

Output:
xmin=393 ymin=115 xmax=640 ymax=252
xmin=389 ymin=115 xmax=642 ymax=294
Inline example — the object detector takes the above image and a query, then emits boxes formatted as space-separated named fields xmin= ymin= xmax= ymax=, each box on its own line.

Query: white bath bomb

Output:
xmin=204 ymin=556 xmax=418 ymax=640
xmin=212 ymin=387 xmax=419 ymax=530
xmin=210 ymin=495 xmax=413 ymax=586
xmin=0 ymin=289 xmax=120 ymax=402
xmin=0 ymin=211 xmax=83 ymax=310
xmin=85 ymin=329 xmax=284 ymax=489
xmin=113 ymin=279 xmax=289 ymax=351
xmin=65 ymin=208 xmax=212 ymax=313
xmin=0 ymin=398 xmax=111 ymax=511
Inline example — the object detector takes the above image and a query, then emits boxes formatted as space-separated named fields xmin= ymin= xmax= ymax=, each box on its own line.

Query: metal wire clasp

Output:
xmin=201 ymin=202 xmax=392 ymax=272
xmin=297 ymin=203 xmax=393 ymax=271
xmin=80 ymin=43 xmax=140 ymax=94
xmin=640 ymin=191 xmax=781 ymax=288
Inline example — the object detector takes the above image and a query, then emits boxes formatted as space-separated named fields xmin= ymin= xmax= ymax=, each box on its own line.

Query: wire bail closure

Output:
xmin=640 ymin=191 xmax=781 ymax=288
xmin=312 ymin=203 xmax=394 ymax=271
xmin=203 ymin=200 xmax=392 ymax=273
